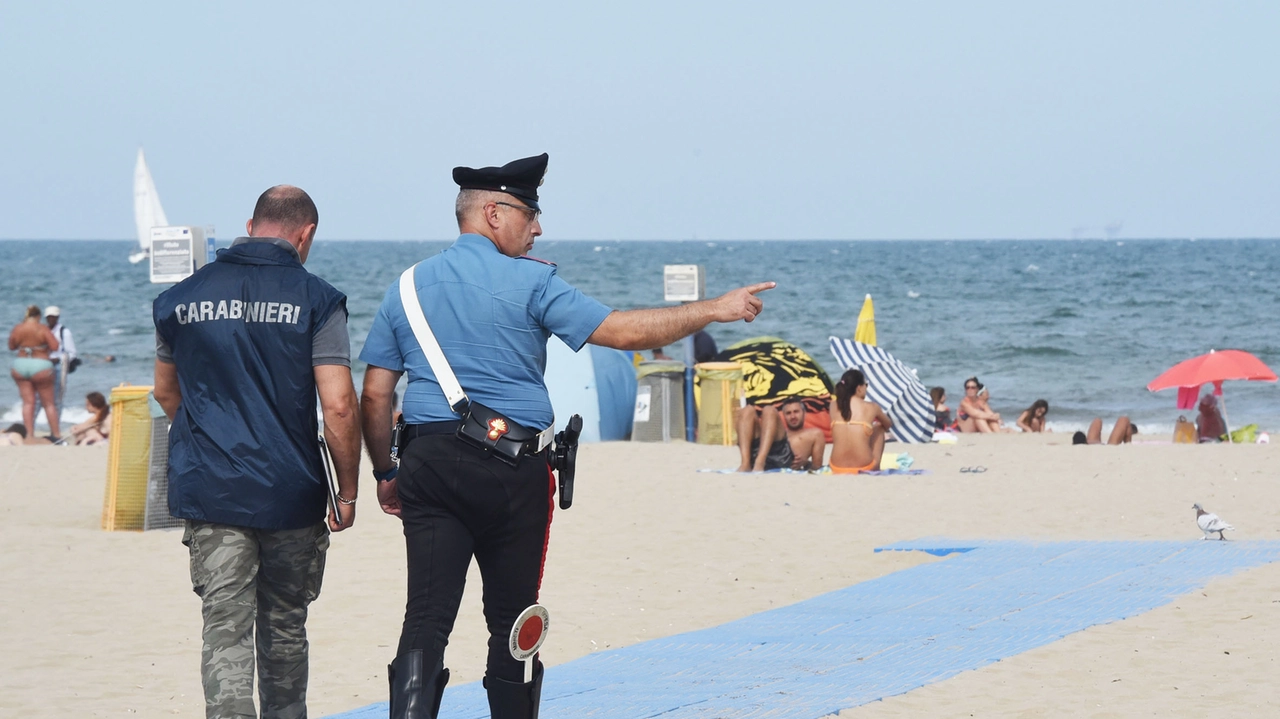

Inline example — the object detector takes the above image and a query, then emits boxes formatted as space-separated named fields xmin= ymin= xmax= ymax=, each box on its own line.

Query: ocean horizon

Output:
xmin=5 ymin=238 xmax=1279 ymax=436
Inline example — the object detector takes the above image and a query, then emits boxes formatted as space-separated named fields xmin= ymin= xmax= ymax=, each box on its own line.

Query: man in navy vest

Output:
xmin=359 ymin=154 xmax=774 ymax=719
xmin=153 ymin=185 xmax=361 ymax=719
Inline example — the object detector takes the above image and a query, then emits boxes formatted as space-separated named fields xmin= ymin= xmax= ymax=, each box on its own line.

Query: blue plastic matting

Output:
xmin=327 ymin=539 xmax=1280 ymax=718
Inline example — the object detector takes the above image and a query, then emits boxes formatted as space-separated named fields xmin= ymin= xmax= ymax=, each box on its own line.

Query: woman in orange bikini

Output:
xmin=828 ymin=369 xmax=892 ymax=474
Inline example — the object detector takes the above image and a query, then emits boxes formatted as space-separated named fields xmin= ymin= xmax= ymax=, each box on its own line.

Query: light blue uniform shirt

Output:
xmin=360 ymin=233 xmax=614 ymax=429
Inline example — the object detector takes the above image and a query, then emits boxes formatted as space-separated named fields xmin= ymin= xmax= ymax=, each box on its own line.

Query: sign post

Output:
xmin=509 ymin=604 xmax=550 ymax=683
xmin=663 ymin=265 xmax=705 ymax=442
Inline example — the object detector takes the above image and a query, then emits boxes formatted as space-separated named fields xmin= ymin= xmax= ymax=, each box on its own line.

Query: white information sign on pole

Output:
xmin=150 ymin=226 xmax=208 ymax=284
xmin=663 ymin=264 xmax=705 ymax=302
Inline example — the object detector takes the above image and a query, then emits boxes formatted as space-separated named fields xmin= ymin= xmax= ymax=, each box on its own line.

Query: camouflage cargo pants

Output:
xmin=183 ymin=520 xmax=329 ymax=719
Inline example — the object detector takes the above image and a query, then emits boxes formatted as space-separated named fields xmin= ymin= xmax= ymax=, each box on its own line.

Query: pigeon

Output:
xmin=1193 ymin=503 xmax=1234 ymax=541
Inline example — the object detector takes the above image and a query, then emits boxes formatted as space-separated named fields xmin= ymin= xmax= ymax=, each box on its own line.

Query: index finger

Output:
xmin=743 ymin=281 xmax=777 ymax=295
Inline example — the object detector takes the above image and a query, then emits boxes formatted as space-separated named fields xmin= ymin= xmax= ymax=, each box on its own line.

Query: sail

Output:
xmin=133 ymin=148 xmax=168 ymax=252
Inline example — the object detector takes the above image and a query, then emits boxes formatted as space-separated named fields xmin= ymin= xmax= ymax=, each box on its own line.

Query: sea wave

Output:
xmin=993 ymin=345 xmax=1080 ymax=359
xmin=2 ymin=401 xmax=91 ymax=430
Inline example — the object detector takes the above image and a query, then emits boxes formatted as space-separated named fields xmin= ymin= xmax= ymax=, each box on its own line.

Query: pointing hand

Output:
xmin=713 ymin=282 xmax=775 ymax=323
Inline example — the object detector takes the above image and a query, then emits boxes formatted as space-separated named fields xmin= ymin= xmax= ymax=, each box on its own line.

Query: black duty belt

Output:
xmin=404 ymin=418 xmax=553 ymax=464
xmin=403 ymin=421 xmax=462 ymax=440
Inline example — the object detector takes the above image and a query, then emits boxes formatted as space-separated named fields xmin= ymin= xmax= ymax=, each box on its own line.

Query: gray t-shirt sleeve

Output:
xmin=312 ymin=309 xmax=351 ymax=367
xmin=156 ymin=331 xmax=174 ymax=364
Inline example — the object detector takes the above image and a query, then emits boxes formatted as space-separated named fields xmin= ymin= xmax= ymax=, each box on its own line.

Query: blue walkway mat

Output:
xmin=328 ymin=539 xmax=1280 ymax=718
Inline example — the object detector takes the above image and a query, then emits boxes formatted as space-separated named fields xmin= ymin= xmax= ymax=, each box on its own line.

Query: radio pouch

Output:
xmin=456 ymin=401 xmax=539 ymax=466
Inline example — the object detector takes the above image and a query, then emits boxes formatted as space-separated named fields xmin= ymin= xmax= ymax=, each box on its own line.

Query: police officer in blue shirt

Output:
xmin=360 ymin=154 xmax=774 ymax=719
xmin=153 ymin=186 xmax=362 ymax=718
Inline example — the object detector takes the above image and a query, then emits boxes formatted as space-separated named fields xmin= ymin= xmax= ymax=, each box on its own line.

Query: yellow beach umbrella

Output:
xmin=854 ymin=294 xmax=876 ymax=346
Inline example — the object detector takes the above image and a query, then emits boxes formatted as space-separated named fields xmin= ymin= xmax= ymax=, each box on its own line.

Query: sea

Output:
xmin=4 ymin=238 xmax=1279 ymax=436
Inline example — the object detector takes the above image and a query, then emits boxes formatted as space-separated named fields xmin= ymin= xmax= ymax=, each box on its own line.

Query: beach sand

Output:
xmin=3 ymin=433 xmax=1279 ymax=717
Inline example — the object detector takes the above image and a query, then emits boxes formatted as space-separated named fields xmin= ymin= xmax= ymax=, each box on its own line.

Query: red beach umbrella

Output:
xmin=1147 ymin=349 xmax=1277 ymax=392
xmin=1147 ymin=349 xmax=1277 ymax=443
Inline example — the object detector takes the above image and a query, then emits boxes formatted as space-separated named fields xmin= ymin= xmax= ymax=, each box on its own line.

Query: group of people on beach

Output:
xmin=928 ymin=375 xmax=1231 ymax=445
xmin=930 ymin=377 xmax=1053 ymax=435
xmin=6 ymin=304 xmax=109 ymax=445
xmin=732 ymin=365 xmax=1180 ymax=476
xmin=932 ymin=376 xmax=1136 ymax=443
xmin=733 ymin=368 xmax=894 ymax=474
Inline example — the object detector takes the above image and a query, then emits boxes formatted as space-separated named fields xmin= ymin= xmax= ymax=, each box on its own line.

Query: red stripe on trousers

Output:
xmin=536 ymin=462 xmax=555 ymax=601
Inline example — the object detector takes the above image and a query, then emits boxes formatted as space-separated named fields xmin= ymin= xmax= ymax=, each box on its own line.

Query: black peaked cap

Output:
xmin=452 ymin=153 xmax=549 ymax=210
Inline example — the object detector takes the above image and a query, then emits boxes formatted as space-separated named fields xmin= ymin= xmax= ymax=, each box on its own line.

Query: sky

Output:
xmin=1 ymin=1 xmax=1277 ymax=241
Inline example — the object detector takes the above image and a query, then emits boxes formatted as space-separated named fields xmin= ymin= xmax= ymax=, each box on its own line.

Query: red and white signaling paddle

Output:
xmin=509 ymin=604 xmax=550 ymax=683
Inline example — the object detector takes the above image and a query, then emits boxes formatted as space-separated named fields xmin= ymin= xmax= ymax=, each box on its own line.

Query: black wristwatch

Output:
xmin=374 ymin=464 xmax=399 ymax=482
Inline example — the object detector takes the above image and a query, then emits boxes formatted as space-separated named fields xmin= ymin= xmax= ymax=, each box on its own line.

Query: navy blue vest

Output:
xmin=154 ymin=241 xmax=347 ymax=530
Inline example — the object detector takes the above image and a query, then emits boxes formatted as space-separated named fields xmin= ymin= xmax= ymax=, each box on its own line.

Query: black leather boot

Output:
xmin=483 ymin=661 xmax=543 ymax=719
xmin=388 ymin=650 xmax=449 ymax=719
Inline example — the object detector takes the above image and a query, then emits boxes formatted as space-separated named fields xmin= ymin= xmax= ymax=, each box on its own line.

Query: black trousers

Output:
xmin=396 ymin=433 xmax=553 ymax=682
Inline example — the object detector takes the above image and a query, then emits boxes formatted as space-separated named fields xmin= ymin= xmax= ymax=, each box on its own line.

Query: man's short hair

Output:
xmin=252 ymin=185 xmax=318 ymax=230
xmin=455 ymin=189 xmax=480 ymax=225
xmin=455 ymin=189 xmax=506 ymax=226
xmin=778 ymin=396 xmax=805 ymax=410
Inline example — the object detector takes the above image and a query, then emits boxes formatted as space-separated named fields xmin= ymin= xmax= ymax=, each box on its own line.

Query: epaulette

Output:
xmin=517 ymin=255 xmax=557 ymax=267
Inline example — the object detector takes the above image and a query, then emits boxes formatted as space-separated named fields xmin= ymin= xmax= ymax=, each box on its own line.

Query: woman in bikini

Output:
xmin=69 ymin=391 xmax=111 ymax=445
xmin=828 ymin=369 xmax=893 ymax=474
xmin=957 ymin=376 xmax=1002 ymax=433
xmin=1016 ymin=399 xmax=1050 ymax=432
xmin=8 ymin=305 xmax=61 ymax=440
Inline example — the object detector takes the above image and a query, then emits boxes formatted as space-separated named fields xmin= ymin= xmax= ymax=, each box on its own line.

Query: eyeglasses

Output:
xmin=496 ymin=201 xmax=541 ymax=220
xmin=965 ymin=385 xmax=978 ymax=390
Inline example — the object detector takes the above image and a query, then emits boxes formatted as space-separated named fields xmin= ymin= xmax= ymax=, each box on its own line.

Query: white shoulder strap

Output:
xmin=399 ymin=266 xmax=469 ymax=413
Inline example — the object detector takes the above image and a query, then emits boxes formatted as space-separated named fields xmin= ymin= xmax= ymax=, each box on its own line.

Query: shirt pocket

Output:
xmin=491 ymin=294 xmax=536 ymax=334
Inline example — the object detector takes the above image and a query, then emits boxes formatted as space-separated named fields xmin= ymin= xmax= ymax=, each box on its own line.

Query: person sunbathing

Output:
xmin=1016 ymin=399 xmax=1050 ymax=432
xmin=930 ymin=386 xmax=952 ymax=430
xmin=828 ymin=369 xmax=892 ymax=474
xmin=68 ymin=392 xmax=110 ymax=445
xmin=734 ymin=397 xmax=825 ymax=471
xmin=0 ymin=423 xmax=27 ymax=446
xmin=1072 ymin=416 xmax=1137 ymax=444
xmin=957 ymin=377 xmax=1002 ymax=433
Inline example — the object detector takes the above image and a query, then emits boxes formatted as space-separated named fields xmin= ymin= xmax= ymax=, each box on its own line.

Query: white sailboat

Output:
xmin=129 ymin=148 xmax=169 ymax=264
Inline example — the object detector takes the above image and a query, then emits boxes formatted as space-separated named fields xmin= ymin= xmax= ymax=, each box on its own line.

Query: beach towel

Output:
xmin=1176 ymin=385 xmax=1200 ymax=410
xmin=697 ymin=467 xmax=818 ymax=474
xmin=712 ymin=337 xmax=834 ymax=405
xmin=698 ymin=466 xmax=930 ymax=476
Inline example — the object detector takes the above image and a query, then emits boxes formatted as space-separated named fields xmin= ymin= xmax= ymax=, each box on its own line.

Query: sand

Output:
xmin=3 ymin=433 xmax=1279 ymax=717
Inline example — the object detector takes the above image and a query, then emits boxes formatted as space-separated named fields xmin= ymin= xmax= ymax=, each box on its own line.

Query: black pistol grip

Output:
xmin=555 ymin=414 xmax=583 ymax=510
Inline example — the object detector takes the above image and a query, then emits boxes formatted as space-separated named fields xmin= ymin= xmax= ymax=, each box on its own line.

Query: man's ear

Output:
xmin=485 ymin=202 xmax=502 ymax=230
xmin=245 ymin=219 xmax=254 ymax=235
